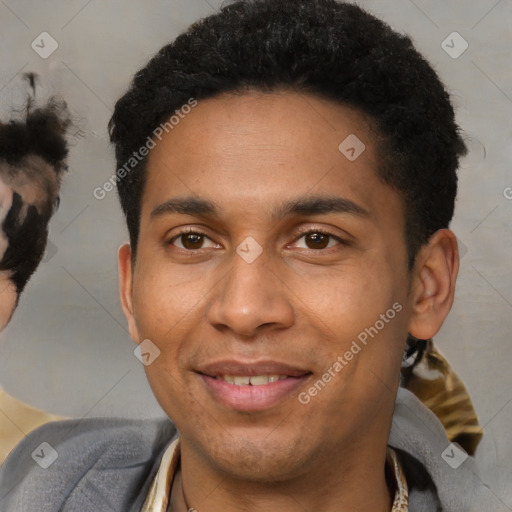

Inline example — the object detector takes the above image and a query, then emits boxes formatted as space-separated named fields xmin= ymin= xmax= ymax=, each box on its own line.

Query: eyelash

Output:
xmin=167 ymin=227 xmax=349 ymax=252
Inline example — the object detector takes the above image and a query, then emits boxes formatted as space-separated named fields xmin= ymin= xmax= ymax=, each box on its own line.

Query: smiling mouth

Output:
xmin=198 ymin=369 xmax=312 ymax=412
xmin=195 ymin=359 xmax=313 ymax=411
xmin=215 ymin=374 xmax=290 ymax=385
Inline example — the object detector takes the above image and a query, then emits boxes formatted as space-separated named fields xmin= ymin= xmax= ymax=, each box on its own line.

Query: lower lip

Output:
xmin=200 ymin=374 xmax=310 ymax=412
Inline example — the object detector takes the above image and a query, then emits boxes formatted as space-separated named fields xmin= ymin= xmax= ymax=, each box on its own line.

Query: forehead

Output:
xmin=142 ymin=91 xmax=401 ymax=226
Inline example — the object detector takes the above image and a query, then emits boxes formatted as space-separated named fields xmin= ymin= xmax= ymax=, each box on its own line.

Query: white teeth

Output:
xmin=219 ymin=374 xmax=288 ymax=385
xmin=233 ymin=376 xmax=250 ymax=386
xmin=249 ymin=375 xmax=269 ymax=385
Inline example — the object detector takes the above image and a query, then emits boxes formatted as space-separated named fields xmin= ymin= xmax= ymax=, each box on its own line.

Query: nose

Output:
xmin=206 ymin=247 xmax=295 ymax=338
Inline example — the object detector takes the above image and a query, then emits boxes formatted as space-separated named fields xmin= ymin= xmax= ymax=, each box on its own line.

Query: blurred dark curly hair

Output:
xmin=109 ymin=0 xmax=467 ymax=268
xmin=0 ymin=75 xmax=71 ymax=294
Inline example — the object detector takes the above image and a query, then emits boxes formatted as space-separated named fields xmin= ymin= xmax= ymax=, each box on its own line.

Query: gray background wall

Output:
xmin=0 ymin=0 xmax=510 ymax=505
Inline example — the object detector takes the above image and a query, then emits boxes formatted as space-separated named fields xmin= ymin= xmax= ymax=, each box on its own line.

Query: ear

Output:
xmin=407 ymin=229 xmax=459 ymax=340
xmin=118 ymin=243 xmax=141 ymax=344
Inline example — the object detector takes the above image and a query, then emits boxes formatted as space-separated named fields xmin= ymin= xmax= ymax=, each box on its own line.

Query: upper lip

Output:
xmin=196 ymin=359 xmax=311 ymax=378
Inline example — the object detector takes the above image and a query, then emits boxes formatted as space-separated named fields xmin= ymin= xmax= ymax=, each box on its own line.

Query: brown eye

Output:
xmin=304 ymin=232 xmax=330 ymax=249
xmin=180 ymin=233 xmax=204 ymax=249
xmin=293 ymin=230 xmax=345 ymax=251
xmin=169 ymin=230 xmax=219 ymax=251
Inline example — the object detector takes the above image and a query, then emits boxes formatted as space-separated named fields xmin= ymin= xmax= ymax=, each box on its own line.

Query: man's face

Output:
xmin=123 ymin=91 xmax=415 ymax=481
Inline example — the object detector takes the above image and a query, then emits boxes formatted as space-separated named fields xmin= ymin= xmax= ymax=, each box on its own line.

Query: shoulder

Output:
xmin=390 ymin=388 xmax=500 ymax=512
xmin=0 ymin=416 xmax=176 ymax=512
xmin=0 ymin=388 xmax=63 ymax=465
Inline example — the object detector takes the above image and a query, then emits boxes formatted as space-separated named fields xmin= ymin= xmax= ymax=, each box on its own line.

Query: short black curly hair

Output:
xmin=109 ymin=0 xmax=467 ymax=268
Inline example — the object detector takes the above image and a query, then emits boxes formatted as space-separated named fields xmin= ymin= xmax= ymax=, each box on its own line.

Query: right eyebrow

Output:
xmin=150 ymin=197 xmax=219 ymax=220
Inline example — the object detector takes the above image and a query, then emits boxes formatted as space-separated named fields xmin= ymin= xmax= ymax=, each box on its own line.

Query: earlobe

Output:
xmin=118 ymin=243 xmax=140 ymax=343
xmin=407 ymin=229 xmax=459 ymax=340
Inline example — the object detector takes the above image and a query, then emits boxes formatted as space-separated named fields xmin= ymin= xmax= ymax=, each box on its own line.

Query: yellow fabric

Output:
xmin=142 ymin=438 xmax=408 ymax=512
xmin=0 ymin=388 xmax=63 ymax=465
xmin=403 ymin=340 xmax=483 ymax=455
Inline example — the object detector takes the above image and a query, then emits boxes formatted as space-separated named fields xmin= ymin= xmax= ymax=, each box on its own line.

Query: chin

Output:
xmin=195 ymin=427 xmax=311 ymax=483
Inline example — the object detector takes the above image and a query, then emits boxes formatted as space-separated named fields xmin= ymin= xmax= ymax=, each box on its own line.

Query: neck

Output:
xmin=170 ymin=440 xmax=393 ymax=512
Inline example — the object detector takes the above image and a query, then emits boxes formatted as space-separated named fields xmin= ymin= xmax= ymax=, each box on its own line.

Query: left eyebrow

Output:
xmin=273 ymin=196 xmax=370 ymax=221
xmin=150 ymin=195 xmax=370 ymax=221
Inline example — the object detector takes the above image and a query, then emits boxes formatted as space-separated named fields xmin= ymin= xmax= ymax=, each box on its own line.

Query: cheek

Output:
xmin=132 ymin=260 xmax=209 ymax=337
xmin=289 ymin=259 xmax=408 ymax=387
xmin=143 ymin=361 xmax=203 ymax=436
xmin=290 ymin=262 xmax=400 ymax=333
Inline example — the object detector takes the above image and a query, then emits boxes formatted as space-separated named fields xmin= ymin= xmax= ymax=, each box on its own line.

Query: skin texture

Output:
xmin=119 ymin=91 xmax=459 ymax=512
